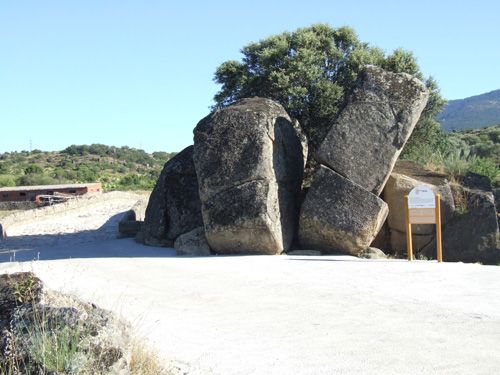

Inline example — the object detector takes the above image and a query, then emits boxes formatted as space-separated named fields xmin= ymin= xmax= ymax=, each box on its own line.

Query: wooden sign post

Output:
xmin=405 ymin=186 xmax=443 ymax=262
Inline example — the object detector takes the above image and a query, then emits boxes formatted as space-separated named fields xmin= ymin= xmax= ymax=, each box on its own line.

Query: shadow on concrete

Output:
xmin=285 ymin=257 xmax=403 ymax=263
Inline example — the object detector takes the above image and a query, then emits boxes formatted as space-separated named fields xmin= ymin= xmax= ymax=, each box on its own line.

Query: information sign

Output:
xmin=405 ymin=186 xmax=443 ymax=262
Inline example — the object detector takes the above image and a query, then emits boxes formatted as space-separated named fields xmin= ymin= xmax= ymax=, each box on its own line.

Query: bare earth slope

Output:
xmin=1 ymin=197 xmax=500 ymax=374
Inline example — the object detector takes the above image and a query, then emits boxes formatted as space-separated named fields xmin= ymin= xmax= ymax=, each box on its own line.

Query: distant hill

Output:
xmin=438 ymin=89 xmax=500 ymax=131
xmin=0 ymin=144 xmax=176 ymax=190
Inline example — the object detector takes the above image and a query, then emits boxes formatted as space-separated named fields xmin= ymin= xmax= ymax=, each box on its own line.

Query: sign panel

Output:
xmin=405 ymin=187 xmax=443 ymax=262
xmin=408 ymin=185 xmax=435 ymax=209
xmin=409 ymin=208 xmax=436 ymax=224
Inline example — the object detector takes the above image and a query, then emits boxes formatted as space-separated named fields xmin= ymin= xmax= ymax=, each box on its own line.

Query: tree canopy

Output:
xmin=213 ymin=24 xmax=446 ymax=159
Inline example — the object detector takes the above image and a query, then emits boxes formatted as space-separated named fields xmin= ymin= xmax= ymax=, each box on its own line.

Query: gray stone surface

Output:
xmin=193 ymin=97 xmax=305 ymax=254
xmin=370 ymin=220 xmax=390 ymax=253
xmin=390 ymin=228 xmax=434 ymax=254
xmin=129 ymin=197 xmax=148 ymax=222
xmin=422 ymin=183 xmax=500 ymax=264
xmin=174 ymin=227 xmax=211 ymax=256
xmin=142 ymin=146 xmax=203 ymax=247
xmin=383 ymin=161 xmax=455 ymax=235
xmin=118 ymin=220 xmax=142 ymax=238
xmin=360 ymin=247 xmax=387 ymax=259
xmin=316 ymin=65 xmax=429 ymax=195
xmin=298 ymin=165 xmax=388 ymax=255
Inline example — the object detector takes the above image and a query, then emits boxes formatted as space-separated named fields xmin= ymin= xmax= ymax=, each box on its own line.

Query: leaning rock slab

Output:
xmin=316 ymin=65 xmax=429 ymax=195
xmin=298 ymin=166 xmax=388 ymax=255
xmin=193 ymin=97 xmax=306 ymax=254
xmin=142 ymin=146 xmax=203 ymax=247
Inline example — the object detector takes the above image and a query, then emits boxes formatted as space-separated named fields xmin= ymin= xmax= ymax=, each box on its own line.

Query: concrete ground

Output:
xmin=2 ymin=244 xmax=500 ymax=375
xmin=1 ymin=200 xmax=499 ymax=374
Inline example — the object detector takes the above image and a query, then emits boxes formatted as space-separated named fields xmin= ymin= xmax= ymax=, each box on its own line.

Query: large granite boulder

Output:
xmin=494 ymin=187 xmax=500 ymax=227
xmin=383 ymin=161 xmax=455 ymax=235
xmin=298 ymin=165 xmax=388 ymax=255
xmin=421 ymin=175 xmax=500 ymax=264
xmin=141 ymin=146 xmax=203 ymax=247
xmin=193 ymin=97 xmax=306 ymax=254
xmin=316 ymin=65 xmax=429 ymax=195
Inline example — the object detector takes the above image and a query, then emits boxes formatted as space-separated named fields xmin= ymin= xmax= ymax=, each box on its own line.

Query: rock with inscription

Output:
xmin=383 ymin=161 xmax=455 ymax=235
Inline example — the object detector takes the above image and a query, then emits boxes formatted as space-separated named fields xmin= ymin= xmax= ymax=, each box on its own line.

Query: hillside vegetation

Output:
xmin=404 ymin=125 xmax=500 ymax=187
xmin=0 ymin=144 xmax=175 ymax=190
xmin=438 ymin=89 xmax=500 ymax=131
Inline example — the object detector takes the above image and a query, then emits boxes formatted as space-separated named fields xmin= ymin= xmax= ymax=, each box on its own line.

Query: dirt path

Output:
xmin=0 ymin=193 xmax=143 ymax=261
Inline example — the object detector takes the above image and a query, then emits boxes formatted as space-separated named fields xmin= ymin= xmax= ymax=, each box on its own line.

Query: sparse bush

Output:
xmin=28 ymin=319 xmax=84 ymax=373
xmin=13 ymin=273 xmax=38 ymax=303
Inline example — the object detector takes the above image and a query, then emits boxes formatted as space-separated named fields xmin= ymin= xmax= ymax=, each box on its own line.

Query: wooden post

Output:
xmin=404 ymin=195 xmax=413 ymax=261
xmin=435 ymin=193 xmax=443 ymax=262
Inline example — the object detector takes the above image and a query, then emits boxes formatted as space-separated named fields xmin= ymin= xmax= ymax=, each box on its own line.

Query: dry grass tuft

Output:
xmin=129 ymin=340 xmax=167 ymax=375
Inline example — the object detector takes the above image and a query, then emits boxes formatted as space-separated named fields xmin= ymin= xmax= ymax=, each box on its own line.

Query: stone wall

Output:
xmin=0 ymin=201 xmax=37 ymax=211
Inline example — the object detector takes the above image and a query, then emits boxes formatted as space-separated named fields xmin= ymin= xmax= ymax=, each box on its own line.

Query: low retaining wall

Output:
xmin=0 ymin=201 xmax=37 ymax=211
xmin=0 ymin=191 xmax=144 ymax=239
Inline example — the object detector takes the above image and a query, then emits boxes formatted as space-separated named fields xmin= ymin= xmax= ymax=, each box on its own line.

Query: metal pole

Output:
xmin=405 ymin=195 xmax=413 ymax=261
xmin=435 ymin=193 xmax=443 ymax=262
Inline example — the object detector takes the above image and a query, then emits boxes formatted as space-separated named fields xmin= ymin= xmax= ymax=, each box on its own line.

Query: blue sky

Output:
xmin=1 ymin=0 xmax=499 ymax=153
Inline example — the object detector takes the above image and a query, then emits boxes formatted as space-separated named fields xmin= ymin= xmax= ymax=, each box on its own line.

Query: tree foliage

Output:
xmin=213 ymin=24 xmax=446 ymax=158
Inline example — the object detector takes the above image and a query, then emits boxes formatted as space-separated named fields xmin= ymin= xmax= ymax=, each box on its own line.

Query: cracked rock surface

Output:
xmin=316 ymin=65 xmax=429 ymax=195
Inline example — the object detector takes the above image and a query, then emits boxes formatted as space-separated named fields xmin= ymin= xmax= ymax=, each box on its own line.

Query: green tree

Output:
xmin=213 ymin=24 xmax=446 ymax=161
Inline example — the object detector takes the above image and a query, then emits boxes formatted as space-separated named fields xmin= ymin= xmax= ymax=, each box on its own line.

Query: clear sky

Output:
xmin=1 ymin=0 xmax=499 ymax=153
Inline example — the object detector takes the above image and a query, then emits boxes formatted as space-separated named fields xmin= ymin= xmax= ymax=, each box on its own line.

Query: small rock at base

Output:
xmin=174 ymin=227 xmax=211 ymax=256
xmin=360 ymin=247 xmax=387 ymax=259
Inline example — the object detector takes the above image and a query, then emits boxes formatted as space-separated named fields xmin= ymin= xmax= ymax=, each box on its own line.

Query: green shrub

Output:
xmin=0 ymin=174 xmax=16 ymax=187
xmin=469 ymin=157 xmax=499 ymax=184
xmin=16 ymin=174 xmax=59 ymax=186
xmin=24 ymin=163 xmax=43 ymax=175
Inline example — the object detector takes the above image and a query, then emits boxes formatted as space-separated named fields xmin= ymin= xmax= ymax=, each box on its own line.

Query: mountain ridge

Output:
xmin=438 ymin=89 xmax=500 ymax=131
